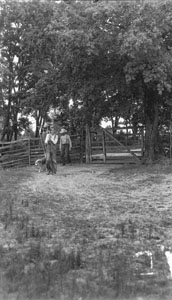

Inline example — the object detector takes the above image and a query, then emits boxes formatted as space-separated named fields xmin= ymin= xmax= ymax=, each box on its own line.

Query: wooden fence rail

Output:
xmin=88 ymin=127 xmax=143 ymax=164
xmin=0 ymin=135 xmax=83 ymax=169
xmin=0 ymin=127 xmax=143 ymax=168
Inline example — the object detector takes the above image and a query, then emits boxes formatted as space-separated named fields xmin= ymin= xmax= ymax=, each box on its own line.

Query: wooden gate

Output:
xmin=86 ymin=127 xmax=143 ymax=164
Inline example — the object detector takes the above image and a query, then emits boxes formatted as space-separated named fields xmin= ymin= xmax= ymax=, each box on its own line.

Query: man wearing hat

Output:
xmin=45 ymin=127 xmax=58 ymax=174
xmin=59 ymin=128 xmax=72 ymax=166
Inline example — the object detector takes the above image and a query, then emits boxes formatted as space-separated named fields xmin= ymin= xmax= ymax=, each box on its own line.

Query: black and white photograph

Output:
xmin=0 ymin=0 xmax=172 ymax=299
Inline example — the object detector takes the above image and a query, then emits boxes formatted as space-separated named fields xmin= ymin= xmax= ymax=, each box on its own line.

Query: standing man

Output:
xmin=45 ymin=127 xmax=58 ymax=174
xmin=59 ymin=128 xmax=72 ymax=166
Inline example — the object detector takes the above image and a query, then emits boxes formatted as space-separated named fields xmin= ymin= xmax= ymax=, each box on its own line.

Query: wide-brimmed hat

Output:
xmin=60 ymin=128 xmax=67 ymax=134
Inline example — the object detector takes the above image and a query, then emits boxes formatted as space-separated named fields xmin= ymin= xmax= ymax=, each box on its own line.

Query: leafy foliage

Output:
xmin=1 ymin=0 xmax=172 ymax=158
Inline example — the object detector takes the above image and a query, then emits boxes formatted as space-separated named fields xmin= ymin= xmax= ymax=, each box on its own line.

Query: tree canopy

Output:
xmin=1 ymin=0 xmax=172 ymax=161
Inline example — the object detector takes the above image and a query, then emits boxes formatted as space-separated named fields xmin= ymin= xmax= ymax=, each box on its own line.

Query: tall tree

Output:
xmin=0 ymin=0 xmax=56 ymax=139
xmin=1 ymin=0 xmax=172 ymax=163
xmin=119 ymin=0 xmax=172 ymax=161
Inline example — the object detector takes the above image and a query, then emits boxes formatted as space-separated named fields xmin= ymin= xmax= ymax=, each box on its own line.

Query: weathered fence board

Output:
xmin=0 ymin=127 xmax=143 ymax=168
xmin=0 ymin=134 xmax=83 ymax=168
xmin=89 ymin=127 xmax=143 ymax=164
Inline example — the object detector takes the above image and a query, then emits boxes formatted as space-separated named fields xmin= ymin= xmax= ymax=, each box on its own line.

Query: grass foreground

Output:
xmin=1 ymin=161 xmax=172 ymax=300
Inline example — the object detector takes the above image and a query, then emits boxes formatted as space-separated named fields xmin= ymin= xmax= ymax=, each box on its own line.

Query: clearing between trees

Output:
xmin=1 ymin=162 xmax=172 ymax=300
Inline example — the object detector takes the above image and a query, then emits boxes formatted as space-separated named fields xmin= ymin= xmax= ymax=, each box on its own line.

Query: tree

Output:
xmin=47 ymin=0 xmax=124 ymax=129
xmin=119 ymin=0 xmax=172 ymax=161
xmin=1 ymin=0 xmax=172 ymax=163
xmin=0 ymin=0 xmax=57 ymax=139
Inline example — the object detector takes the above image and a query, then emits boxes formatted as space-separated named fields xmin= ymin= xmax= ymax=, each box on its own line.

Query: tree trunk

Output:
xmin=112 ymin=116 xmax=119 ymax=135
xmin=35 ymin=110 xmax=41 ymax=137
xmin=111 ymin=114 xmax=114 ymax=134
xmin=13 ymin=120 xmax=18 ymax=140
xmin=1 ymin=49 xmax=13 ymax=141
xmin=1 ymin=101 xmax=11 ymax=141
xmin=143 ymin=90 xmax=159 ymax=163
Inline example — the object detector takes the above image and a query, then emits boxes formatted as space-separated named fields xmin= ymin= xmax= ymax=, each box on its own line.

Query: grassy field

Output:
xmin=1 ymin=161 xmax=172 ymax=300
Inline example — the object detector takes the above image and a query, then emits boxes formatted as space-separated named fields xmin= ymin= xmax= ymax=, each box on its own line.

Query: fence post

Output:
xmin=102 ymin=130 xmax=106 ymax=163
xmin=85 ymin=123 xmax=91 ymax=163
xmin=28 ymin=138 xmax=31 ymax=165
xmin=140 ymin=127 xmax=144 ymax=157
xmin=80 ymin=132 xmax=84 ymax=163
xmin=170 ymin=123 xmax=172 ymax=160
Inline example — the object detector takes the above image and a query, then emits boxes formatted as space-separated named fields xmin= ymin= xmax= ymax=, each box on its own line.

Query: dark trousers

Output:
xmin=61 ymin=144 xmax=71 ymax=165
xmin=46 ymin=143 xmax=57 ymax=173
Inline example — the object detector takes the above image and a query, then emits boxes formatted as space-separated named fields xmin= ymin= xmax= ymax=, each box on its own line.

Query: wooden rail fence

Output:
xmin=0 ymin=127 xmax=144 ymax=168
xmin=0 ymin=135 xmax=84 ymax=168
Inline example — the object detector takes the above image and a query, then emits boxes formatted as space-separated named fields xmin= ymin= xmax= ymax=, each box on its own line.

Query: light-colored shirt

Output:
xmin=59 ymin=134 xmax=72 ymax=150
xmin=45 ymin=133 xmax=58 ymax=145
